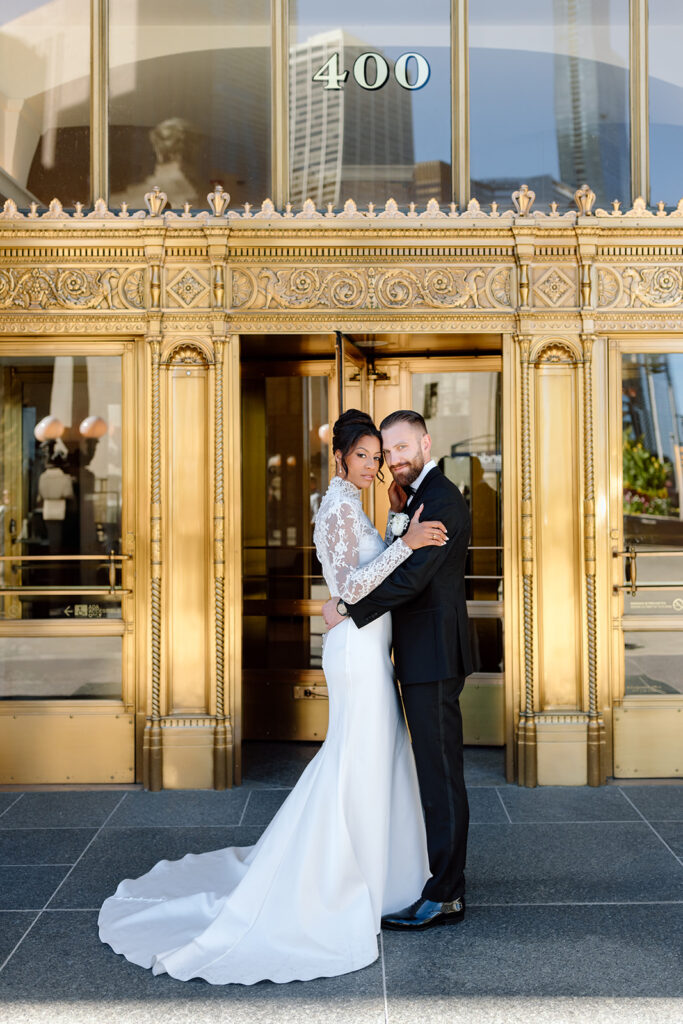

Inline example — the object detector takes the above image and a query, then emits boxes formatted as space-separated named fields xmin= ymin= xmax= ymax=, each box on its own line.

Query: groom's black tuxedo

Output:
xmin=347 ymin=466 xmax=472 ymax=684
xmin=347 ymin=465 xmax=472 ymax=903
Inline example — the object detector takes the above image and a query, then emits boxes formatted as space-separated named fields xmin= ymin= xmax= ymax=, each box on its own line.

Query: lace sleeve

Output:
xmin=315 ymin=499 xmax=412 ymax=604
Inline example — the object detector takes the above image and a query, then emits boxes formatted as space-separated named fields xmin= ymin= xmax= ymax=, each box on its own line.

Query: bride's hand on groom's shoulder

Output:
xmin=403 ymin=504 xmax=449 ymax=551
xmin=322 ymin=596 xmax=345 ymax=630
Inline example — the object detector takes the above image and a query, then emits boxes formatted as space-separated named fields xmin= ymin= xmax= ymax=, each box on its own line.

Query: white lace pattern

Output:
xmin=313 ymin=476 xmax=411 ymax=603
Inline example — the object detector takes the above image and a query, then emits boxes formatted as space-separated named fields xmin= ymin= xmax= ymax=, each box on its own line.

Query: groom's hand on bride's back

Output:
xmin=323 ymin=596 xmax=345 ymax=630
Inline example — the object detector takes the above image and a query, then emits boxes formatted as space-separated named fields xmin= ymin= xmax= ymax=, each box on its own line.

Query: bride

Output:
xmin=98 ymin=409 xmax=448 ymax=985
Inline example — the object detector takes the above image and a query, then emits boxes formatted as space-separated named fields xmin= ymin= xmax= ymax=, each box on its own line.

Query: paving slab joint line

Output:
xmin=494 ymin=787 xmax=513 ymax=823
xmin=466 ymin=899 xmax=683 ymax=907
xmin=0 ymin=794 xmax=24 ymax=821
xmin=618 ymin=787 xmax=683 ymax=869
xmin=237 ymin=790 xmax=252 ymax=826
xmin=0 ymin=791 xmax=129 ymax=975
xmin=0 ymin=863 xmax=75 ymax=868
xmin=379 ymin=930 xmax=389 ymax=1024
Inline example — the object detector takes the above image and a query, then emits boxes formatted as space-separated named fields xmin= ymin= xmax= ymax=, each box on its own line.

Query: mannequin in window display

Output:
xmin=37 ymin=453 xmax=74 ymax=550
xmin=110 ymin=117 xmax=209 ymax=211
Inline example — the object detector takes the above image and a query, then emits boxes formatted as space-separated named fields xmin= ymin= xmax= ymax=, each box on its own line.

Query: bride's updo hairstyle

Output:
xmin=332 ymin=409 xmax=384 ymax=482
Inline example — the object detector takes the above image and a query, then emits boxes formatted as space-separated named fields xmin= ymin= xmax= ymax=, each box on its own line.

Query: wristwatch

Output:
xmin=336 ymin=599 xmax=349 ymax=617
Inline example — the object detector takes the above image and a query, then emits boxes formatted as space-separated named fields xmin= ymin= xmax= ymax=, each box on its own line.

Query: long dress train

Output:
xmin=98 ymin=475 xmax=429 ymax=984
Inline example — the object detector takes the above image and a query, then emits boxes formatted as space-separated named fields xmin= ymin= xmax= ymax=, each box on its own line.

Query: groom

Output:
xmin=323 ymin=409 xmax=473 ymax=930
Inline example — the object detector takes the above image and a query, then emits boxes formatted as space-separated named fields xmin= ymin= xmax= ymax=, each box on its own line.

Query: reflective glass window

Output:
xmin=289 ymin=0 xmax=451 ymax=208
xmin=649 ymin=0 xmax=683 ymax=207
xmin=469 ymin=0 xmax=630 ymax=210
xmin=0 ymin=0 xmax=90 ymax=208
xmin=622 ymin=353 xmax=683 ymax=617
xmin=109 ymin=0 xmax=271 ymax=211
xmin=625 ymin=631 xmax=683 ymax=696
xmin=0 ymin=636 xmax=122 ymax=699
xmin=412 ymin=370 xmax=502 ymax=604
xmin=0 ymin=355 xmax=123 ymax=620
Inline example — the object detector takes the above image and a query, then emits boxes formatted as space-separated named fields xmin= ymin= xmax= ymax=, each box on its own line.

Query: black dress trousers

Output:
xmin=400 ymin=676 xmax=469 ymax=902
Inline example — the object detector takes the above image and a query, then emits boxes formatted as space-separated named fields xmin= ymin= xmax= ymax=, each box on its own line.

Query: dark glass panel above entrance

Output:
xmin=289 ymin=0 xmax=451 ymax=208
xmin=469 ymin=0 xmax=630 ymax=211
xmin=109 ymin=0 xmax=271 ymax=210
xmin=0 ymin=0 xmax=90 ymax=208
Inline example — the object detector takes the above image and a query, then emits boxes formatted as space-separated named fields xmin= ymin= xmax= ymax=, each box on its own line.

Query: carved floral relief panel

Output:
xmin=0 ymin=266 xmax=145 ymax=311
xmin=597 ymin=266 xmax=683 ymax=309
xmin=230 ymin=265 xmax=513 ymax=313
xmin=531 ymin=266 xmax=578 ymax=308
xmin=166 ymin=267 xmax=211 ymax=309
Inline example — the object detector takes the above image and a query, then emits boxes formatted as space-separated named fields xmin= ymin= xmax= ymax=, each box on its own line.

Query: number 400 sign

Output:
xmin=313 ymin=51 xmax=430 ymax=91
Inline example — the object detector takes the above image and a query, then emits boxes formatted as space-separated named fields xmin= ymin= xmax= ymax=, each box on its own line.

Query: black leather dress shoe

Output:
xmin=381 ymin=896 xmax=465 ymax=931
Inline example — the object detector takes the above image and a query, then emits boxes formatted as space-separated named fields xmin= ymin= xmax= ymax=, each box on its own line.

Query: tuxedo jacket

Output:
xmin=348 ymin=466 xmax=473 ymax=685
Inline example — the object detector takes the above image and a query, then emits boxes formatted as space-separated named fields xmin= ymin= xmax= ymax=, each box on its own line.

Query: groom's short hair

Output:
xmin=380 ymin=409 xmax=428 ymax=435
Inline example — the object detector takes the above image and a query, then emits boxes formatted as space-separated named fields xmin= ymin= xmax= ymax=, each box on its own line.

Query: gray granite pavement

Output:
xmin=0 ymin=744 xmax=681 ymax=1024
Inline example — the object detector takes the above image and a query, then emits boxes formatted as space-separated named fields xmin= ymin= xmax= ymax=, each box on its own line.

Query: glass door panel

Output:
xmin=0 ymin=346 xmax=135 ymax=783
xmin=618 ymin=352 xmax=683 ymax=686
xmin=409 ymin=362 xmax=504 ymax=745
xmin=241 ymin=366 xmax=332 ymax=739
xmin=613 ymin=350 xmax=683 ymax=777
xmin=0 ymin=635 xmax=122 ymax=699
xmin=0 ymin=355 xmax=126 ymax=624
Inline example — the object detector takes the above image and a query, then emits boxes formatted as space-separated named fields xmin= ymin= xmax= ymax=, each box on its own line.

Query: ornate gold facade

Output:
xmin=1 ymin=185 xmax=682 ymax=788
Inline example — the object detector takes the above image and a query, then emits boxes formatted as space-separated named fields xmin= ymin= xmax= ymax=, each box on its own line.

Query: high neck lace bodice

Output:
xmin=326 ymin=476 xmax=361 ymax=502
xmin=313 ymin=476 xmax=412 ymax=604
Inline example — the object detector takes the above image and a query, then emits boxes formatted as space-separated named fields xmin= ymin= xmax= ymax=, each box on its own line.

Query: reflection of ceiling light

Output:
xmin=352 ymin=339 xmax=388 ymax=348
xmin=318 ymin=423 xmax=330 ymax=443
xmin=79 ymin=415 xmax=107 ymax=438
xmin=34 ymin=416 xmax=64 ymax=441
xmin=286 ymin=455 xmax=297 ymax=467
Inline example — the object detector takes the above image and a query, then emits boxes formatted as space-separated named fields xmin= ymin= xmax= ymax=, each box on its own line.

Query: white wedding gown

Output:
xmin=98 ymin=476 xmax=429 ymax=985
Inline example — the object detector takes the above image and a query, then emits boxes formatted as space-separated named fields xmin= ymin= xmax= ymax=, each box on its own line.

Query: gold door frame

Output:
xmin=0 ymin=338 xmax=137 ymax=784
xmin=608 ymin=336 xmax=683 ymax=777
xmin=371 ymin=354 xmax=512 ymax=756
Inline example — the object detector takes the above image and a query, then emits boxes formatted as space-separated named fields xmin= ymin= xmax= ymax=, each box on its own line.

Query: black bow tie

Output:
xmin=405 ymin=485 xmax=416 ymax=497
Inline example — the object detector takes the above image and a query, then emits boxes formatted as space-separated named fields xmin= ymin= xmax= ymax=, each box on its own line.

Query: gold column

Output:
xmin=517 ymin=335 xmax=537 ymax=787
xmin=224 ymin=335 xmax=242 ymax=784
xmin=212 ymin=338 xmax=232 ymax=788
xmin=143 ymin=335 xmax=163 ymax=791
xmin=156 ymin=342 xmax=215 ymax=789
xmin=582 ymin=334 xmax=606 ymax=785
xmin=532 ymin=338 xmax=589 ymax=785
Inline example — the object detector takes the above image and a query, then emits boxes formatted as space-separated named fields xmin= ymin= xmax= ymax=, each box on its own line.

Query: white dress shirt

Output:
xmin=405 ymin=459 xmax=437 ymax=506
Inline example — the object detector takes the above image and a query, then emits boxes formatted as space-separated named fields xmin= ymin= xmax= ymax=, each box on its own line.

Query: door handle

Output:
xmin=613 ymin=543 xmax=637 ymax=596
xmin=625 ymin=543 xmax=637 ymax=597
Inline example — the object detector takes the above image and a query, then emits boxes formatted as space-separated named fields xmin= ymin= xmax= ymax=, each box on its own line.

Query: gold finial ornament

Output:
xmin=512 ymin=184 xmax=535 ymax=216
xmin=208 ymin=185 xmax=231 ymax=216
xmin=574 ymin=184 xmax=596 ymax=215
xmin=144 ymin=187 xmax=168 ymax=217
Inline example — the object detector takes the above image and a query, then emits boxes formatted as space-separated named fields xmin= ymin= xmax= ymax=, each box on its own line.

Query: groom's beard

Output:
xmin=390 ymin=450 xmax=425 ymax=489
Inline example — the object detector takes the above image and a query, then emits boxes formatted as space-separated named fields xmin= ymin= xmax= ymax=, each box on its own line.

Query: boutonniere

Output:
xmin=390 ymin=512 xmax=410 ymax=537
